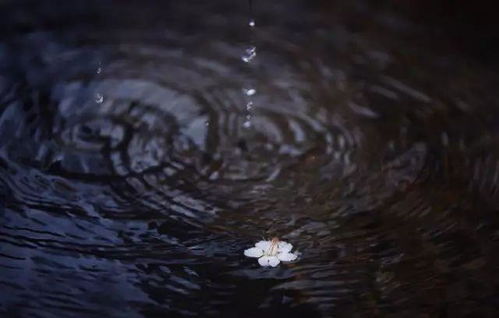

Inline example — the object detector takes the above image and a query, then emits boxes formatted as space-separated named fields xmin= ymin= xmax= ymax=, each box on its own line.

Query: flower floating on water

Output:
xmin=244 ymin=237 xmax=298 ymax=267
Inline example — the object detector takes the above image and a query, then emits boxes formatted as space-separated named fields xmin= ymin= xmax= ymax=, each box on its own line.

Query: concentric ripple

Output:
xmin=1 ymin=0 xmax=499 ymax=317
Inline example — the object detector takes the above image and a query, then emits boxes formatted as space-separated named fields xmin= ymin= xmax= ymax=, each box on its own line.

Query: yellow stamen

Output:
xmin=267 ymin=237 xmax=279 ymax=256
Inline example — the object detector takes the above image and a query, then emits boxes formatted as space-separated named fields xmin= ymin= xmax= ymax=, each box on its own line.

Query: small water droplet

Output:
xmin=95 ymin=93 xmax=104 ymax=104
xmin=96 ymin=67 xmax=102 ymax=74
xmin=246 ymin=101 xmax=253 ymax=111
xmin=244 ymin=88 xmax=256 ymax=96
xmin=241 ymin=46 xmax=256 ymax=63
xmin=249 ymin=19 xmax=255 ymax=27
xmin=243 ymin=120 xmax=252 ymax=128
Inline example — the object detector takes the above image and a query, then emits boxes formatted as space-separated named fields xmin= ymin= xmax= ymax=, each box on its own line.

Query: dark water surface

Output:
xmin=1 ymin=1 xmax=499 ymax=317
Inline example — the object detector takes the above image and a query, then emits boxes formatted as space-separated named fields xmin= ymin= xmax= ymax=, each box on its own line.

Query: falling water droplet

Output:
xmin=95 ymin=93 xmax=104 ymax=104
xmin=242 ymin=1 xmax=256 ymax=130
xmin=243 ymin=118 xmax=252 ymax=128
xmin=244 ymin=88 xmax=256 ymax=96
xmin=241 ymin=46 xmax=256 ymax=63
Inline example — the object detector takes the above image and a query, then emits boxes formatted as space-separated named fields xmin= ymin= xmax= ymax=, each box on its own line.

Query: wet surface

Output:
xmin=1 ymin=0 xmax=499 ymax=317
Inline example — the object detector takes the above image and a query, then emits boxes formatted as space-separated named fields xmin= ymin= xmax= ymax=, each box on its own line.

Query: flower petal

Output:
xmin=258 ymin=256 xmax=280 ymax=267
xmin=277 ymin=252 xmax=297 ymax=262
xmin=258 ymin=256 xmax=271 ymax=266
xmin=255 ymin=240 xmax=272 ymax=250
xmin=244 ymin=247 xmax=264 ymax=258
xmin=277 ymin=241 xmax=293 ymax=253
xmin=268 ymin=256 xmax=280 ymax=267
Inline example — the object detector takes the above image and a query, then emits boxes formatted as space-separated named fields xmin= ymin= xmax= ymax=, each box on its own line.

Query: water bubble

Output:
xmin=241 ymin=46 xmax=256 ymax=63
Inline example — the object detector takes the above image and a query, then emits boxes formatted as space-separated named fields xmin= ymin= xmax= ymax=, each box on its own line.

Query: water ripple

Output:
xmin=1 ymin=0 xmax=499 ymax=317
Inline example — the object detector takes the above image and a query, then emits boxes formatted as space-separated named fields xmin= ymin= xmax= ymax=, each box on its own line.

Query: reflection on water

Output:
xmin=1 ymin=0 xmax=499 ymax=317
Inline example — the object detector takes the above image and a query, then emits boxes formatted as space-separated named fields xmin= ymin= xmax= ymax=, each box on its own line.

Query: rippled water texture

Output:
xmin=2 ymin=1 xmax=499 ymax=317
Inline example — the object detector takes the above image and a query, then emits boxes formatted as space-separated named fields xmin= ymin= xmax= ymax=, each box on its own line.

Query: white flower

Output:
xmin=244 ymin=238 xmax=298 ymax=267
